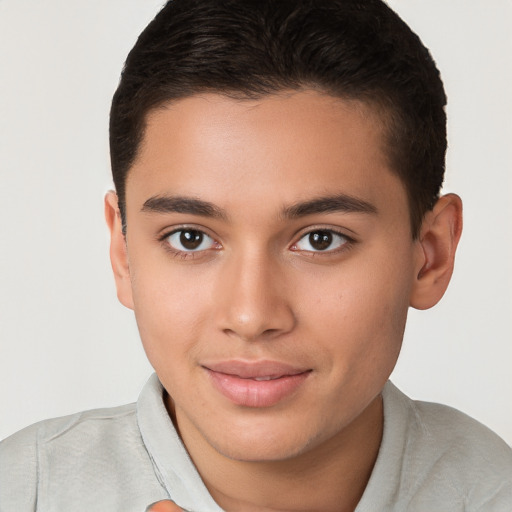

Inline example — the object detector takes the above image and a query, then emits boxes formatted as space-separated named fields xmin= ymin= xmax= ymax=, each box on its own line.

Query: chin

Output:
xmin=214 ymin=438 xmax=310 ymax=463
xmin=203 ymin=416 xmax=332 ymax=463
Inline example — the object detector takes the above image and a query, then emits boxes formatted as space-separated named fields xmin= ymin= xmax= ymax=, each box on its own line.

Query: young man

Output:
xmin=1 ymin=0 xmax=511 ymax=511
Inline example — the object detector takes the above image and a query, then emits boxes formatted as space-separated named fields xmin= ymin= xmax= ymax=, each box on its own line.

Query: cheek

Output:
xmin=298 ymin=249 xmax=412 ymax=375
xmin=129 ymin=264 xmax=211 ymax=372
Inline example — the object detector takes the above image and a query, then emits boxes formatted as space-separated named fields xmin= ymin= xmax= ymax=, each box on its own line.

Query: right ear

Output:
xmin=104 ymin=191 xmax=134 ymax=310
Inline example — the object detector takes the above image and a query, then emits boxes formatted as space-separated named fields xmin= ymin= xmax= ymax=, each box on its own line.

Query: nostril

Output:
xmin=262 ymin=328 xmax=281 ymax=337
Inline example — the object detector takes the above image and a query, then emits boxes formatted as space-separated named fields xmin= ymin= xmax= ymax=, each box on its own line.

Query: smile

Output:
xmin=202 ymin=360 xmax=312 ymax=408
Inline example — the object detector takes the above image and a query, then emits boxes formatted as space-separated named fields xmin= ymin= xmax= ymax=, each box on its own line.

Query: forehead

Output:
xmin=126 ymin=90 xmax=406 ymax=219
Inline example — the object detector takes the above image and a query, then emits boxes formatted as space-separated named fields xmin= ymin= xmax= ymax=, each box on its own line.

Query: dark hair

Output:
xmin=110 ymin=0 xmax=446 ymax=238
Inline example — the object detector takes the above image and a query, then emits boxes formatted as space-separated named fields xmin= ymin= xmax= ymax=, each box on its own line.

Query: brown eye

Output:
xmin=180 ymin=229 xmax=203 ymax=250
xmin=309 ymin=231 xmax=332 ymax=251
xmin=166 ymin=229 xmax=216 ymax=252
xmin=294 ymin=229 xmax=348 ymax=252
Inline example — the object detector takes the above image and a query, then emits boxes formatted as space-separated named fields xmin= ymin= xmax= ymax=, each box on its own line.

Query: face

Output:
xmin=116 ymin=91 xmax=424 ymax=462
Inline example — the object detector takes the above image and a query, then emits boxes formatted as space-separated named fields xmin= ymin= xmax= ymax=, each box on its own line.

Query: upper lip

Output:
xmin=202 ymin=360 xmax=311 ymax=379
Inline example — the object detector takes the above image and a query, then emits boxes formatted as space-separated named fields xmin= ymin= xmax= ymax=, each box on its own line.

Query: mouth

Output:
xmin=202 ymin=360 xmax=312 ymax=408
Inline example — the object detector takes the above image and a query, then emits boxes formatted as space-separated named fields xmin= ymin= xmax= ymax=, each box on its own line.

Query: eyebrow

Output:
xmin=282 ymin=194 xmax=378 ymax=218
xmin=140 ymin=192 xmax=377 ymax=220
xmin=141 ymin=195 xmax=228 ymax=220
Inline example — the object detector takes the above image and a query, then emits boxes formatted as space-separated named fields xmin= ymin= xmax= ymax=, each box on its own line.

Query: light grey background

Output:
xmin=1 ymin=0 xmax=511 ymax=444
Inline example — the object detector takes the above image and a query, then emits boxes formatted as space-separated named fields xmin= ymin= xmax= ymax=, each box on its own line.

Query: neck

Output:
xmin=171 ymin=395 xmax=383 ymax=512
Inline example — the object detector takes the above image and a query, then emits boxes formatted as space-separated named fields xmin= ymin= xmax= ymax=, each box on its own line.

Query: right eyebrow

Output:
xmin=141 ymin=195 xmax=228 ymax=220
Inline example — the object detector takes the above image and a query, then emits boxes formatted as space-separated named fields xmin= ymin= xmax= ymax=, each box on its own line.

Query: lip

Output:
xmin=203 ymin=360 xmax=312 ymax=408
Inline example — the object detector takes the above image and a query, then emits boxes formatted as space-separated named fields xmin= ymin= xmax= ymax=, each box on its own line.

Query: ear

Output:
xmin=410 ymin=193 xmax=463 ymax=310
xmin=104 ymin=191 xmax=134 ymax=310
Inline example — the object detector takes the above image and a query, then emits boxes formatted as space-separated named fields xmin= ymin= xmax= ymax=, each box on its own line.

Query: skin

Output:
xmin=106 ymin=91 xmax=462 ymax=511
xmin=147 ymin=501 xmax=184 ymax=512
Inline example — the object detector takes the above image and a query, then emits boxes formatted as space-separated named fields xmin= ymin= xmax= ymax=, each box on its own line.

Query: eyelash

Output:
xmin=158 ymin=227 xmax=220 ymax=260
xmin=158 ymin=226 xmax=356 ymax=260
xmin=290 ymin=228 xmax=355 ymax=255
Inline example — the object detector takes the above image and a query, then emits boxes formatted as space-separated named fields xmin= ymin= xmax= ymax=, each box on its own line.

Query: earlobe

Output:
xmin=410 ymin=194 xmax=463 ymax=310
xmin=104 ymin=191 xmax=134 ymax=310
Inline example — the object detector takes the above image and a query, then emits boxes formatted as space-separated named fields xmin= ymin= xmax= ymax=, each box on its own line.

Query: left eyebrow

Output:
xmin=282 ymin=193 xmax=378 ymax=219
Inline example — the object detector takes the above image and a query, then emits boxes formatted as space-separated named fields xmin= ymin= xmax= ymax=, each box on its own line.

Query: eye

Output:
xmin=293 ymin=229 xmax=349 ymax=252
xmin=165 ymin=229 xmax=217 ymax=252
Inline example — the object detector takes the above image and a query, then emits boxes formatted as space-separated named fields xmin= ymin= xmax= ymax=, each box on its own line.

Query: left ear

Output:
xmin=410 ymin=193 xmax=463 ymax=310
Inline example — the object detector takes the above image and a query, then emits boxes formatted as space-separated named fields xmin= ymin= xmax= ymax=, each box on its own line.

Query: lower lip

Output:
xmin=205 ymin=369 xmax=311 ymax=408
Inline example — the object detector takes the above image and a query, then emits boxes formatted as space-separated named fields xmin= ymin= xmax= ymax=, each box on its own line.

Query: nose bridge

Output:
xmin=215 ymin=246 xmax=295 ymax=340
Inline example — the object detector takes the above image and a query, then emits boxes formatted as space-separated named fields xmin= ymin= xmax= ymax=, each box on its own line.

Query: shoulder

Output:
xmin=1 ymin=402 xmax=138 ymax=453
xmin=384 ymin=382 xmax=512 ymax=510
xmin=0 ymin=403 xmax=139 ymax=510
xmin=405 ymin=390 xmax=512 ymax=470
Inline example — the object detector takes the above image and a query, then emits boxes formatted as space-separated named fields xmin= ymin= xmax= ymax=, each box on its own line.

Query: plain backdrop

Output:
xmin=0 ymin=0 xmax=511 ymax=445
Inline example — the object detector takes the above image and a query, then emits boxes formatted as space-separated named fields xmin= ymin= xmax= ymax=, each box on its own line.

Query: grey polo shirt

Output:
xmin=1 ymin=374 xmax=511 ymax=511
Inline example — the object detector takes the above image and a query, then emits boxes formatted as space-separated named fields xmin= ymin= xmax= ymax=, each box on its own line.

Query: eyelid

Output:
xmin=158 ymin=225 xmax=222 ymax=258
xmin=157 ymin=223 xmax=219 ymax=242
xmin=169 ymin=230 xmax=215 ymax=251
xmin=291 ymin=224 xmax=356 ymax=242
xmin=290 ymin=226 xmax=356 ymax=253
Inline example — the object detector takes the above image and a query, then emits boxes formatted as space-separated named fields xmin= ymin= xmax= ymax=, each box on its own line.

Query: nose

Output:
xmin=214 ymin=250 xmax=296 ymax=342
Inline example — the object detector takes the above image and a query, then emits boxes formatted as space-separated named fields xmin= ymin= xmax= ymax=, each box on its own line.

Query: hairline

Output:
xmin=119 ymin=86 xmax=424 ymax=239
